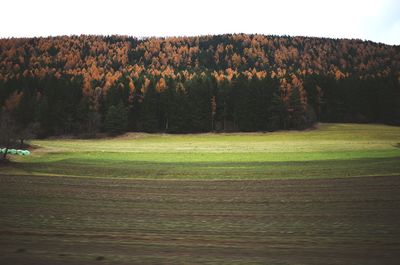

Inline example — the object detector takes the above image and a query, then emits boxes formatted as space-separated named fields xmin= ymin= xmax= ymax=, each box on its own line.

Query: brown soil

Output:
xmin=0 ymin=175 xmax=399 ymax=264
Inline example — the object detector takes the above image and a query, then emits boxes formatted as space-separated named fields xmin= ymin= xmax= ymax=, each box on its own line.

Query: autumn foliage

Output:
xmin=0 ymin=34 xmax=399 ymax=135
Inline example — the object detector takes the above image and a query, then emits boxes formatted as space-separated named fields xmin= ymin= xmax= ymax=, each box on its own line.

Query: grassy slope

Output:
xmin=4 ymin=123 xmax=400 ymax=180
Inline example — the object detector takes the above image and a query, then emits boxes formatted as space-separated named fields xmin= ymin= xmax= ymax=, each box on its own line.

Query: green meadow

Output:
xmin=5 ymin=123 xmax=400 ymax=179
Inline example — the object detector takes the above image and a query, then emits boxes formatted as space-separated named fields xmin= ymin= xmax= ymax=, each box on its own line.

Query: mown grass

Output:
xmin=4 ymin=123 xmax=400 ymax=180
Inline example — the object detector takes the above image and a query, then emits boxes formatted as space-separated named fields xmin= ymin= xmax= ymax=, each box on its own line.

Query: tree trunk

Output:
xmin=2 ymin=147 xmax=8 ymax=160
xmin=2 ymin=137 xmax=10 ymax=160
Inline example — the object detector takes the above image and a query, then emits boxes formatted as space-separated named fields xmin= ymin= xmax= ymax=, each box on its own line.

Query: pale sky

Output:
xmin=1 ymin=0 xmax=399 ymax=45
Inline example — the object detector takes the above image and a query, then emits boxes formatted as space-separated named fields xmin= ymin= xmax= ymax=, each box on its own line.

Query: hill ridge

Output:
xmin=0 ymin=34 xmax=399 ymax=136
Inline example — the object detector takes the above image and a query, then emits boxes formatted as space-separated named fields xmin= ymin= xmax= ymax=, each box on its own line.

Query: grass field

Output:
xmin=4 ymin=123 xmax=400 ymax=179
xmin=1 ymin=123 xmax=400 ymax=264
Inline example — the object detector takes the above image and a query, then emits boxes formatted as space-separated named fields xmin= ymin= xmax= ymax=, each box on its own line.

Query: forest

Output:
xmin=0 ymin=34 xmax=399 ymax=137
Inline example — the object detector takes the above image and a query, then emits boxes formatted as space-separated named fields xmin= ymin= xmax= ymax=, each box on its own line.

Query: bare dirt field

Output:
xmin=1 ymin=175 xmax=399 ymax=264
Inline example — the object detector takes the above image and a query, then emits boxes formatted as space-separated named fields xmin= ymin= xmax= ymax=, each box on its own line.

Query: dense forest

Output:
xmin=0 ymin=34 xmax=399 ymax=138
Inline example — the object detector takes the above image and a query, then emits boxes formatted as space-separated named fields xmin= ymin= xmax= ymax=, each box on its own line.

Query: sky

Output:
xmin=1 ymin=0 xmax=399 ymax=45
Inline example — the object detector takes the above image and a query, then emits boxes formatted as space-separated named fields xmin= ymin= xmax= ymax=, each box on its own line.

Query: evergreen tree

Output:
xmin=288 ymin=87 xmax=306 ymax=129
xmin=186 ymin=76 xmax=212 ymax=132
xmin=105 ymin=103 xmax=128 ymax=135
xmin=166 ymin=85 xmax=190 ymax=133
xmin=268 ymin=88 xmax=288 ymax=131
xmin=140 ymin=85 xmax=159 ymax=132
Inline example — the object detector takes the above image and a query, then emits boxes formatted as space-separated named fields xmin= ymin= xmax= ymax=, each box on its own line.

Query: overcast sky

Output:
xmin=1 ymin=0 xmax=399 ymax=45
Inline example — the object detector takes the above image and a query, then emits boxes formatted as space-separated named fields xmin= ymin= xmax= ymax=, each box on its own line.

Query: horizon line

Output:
xmin=0 ymin=33 xmax=396 ymax=46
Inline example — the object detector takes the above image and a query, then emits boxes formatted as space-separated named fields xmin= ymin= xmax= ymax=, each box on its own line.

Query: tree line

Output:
xmin=0 ymin=34 xmax=399 ymax=140
xmin=1 ymin=72 xmax=399 ymax=138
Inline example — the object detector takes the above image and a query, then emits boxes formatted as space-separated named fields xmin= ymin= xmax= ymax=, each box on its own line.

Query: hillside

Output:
xmin=0 ymin=34 xmax=399 ymax=136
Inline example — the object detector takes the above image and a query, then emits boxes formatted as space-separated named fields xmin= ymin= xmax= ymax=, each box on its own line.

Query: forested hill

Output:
xmin=0 ymin=34 xmax=399 ymax=136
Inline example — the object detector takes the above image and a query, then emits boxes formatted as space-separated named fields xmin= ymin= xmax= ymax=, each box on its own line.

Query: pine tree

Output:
xmin=105 ymin=103 xmax=128 ymax=135
xmin=140 ymin=85 xmax=159 ymax=132
xmin=268 ymin=88 xmax=287 ymax=131
xmin=288 ymin=87 xmax=306 ymax=129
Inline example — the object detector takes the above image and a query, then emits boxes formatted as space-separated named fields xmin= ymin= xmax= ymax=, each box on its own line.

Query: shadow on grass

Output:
xmin=7 ymin=156 xmax=400 ymax=180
